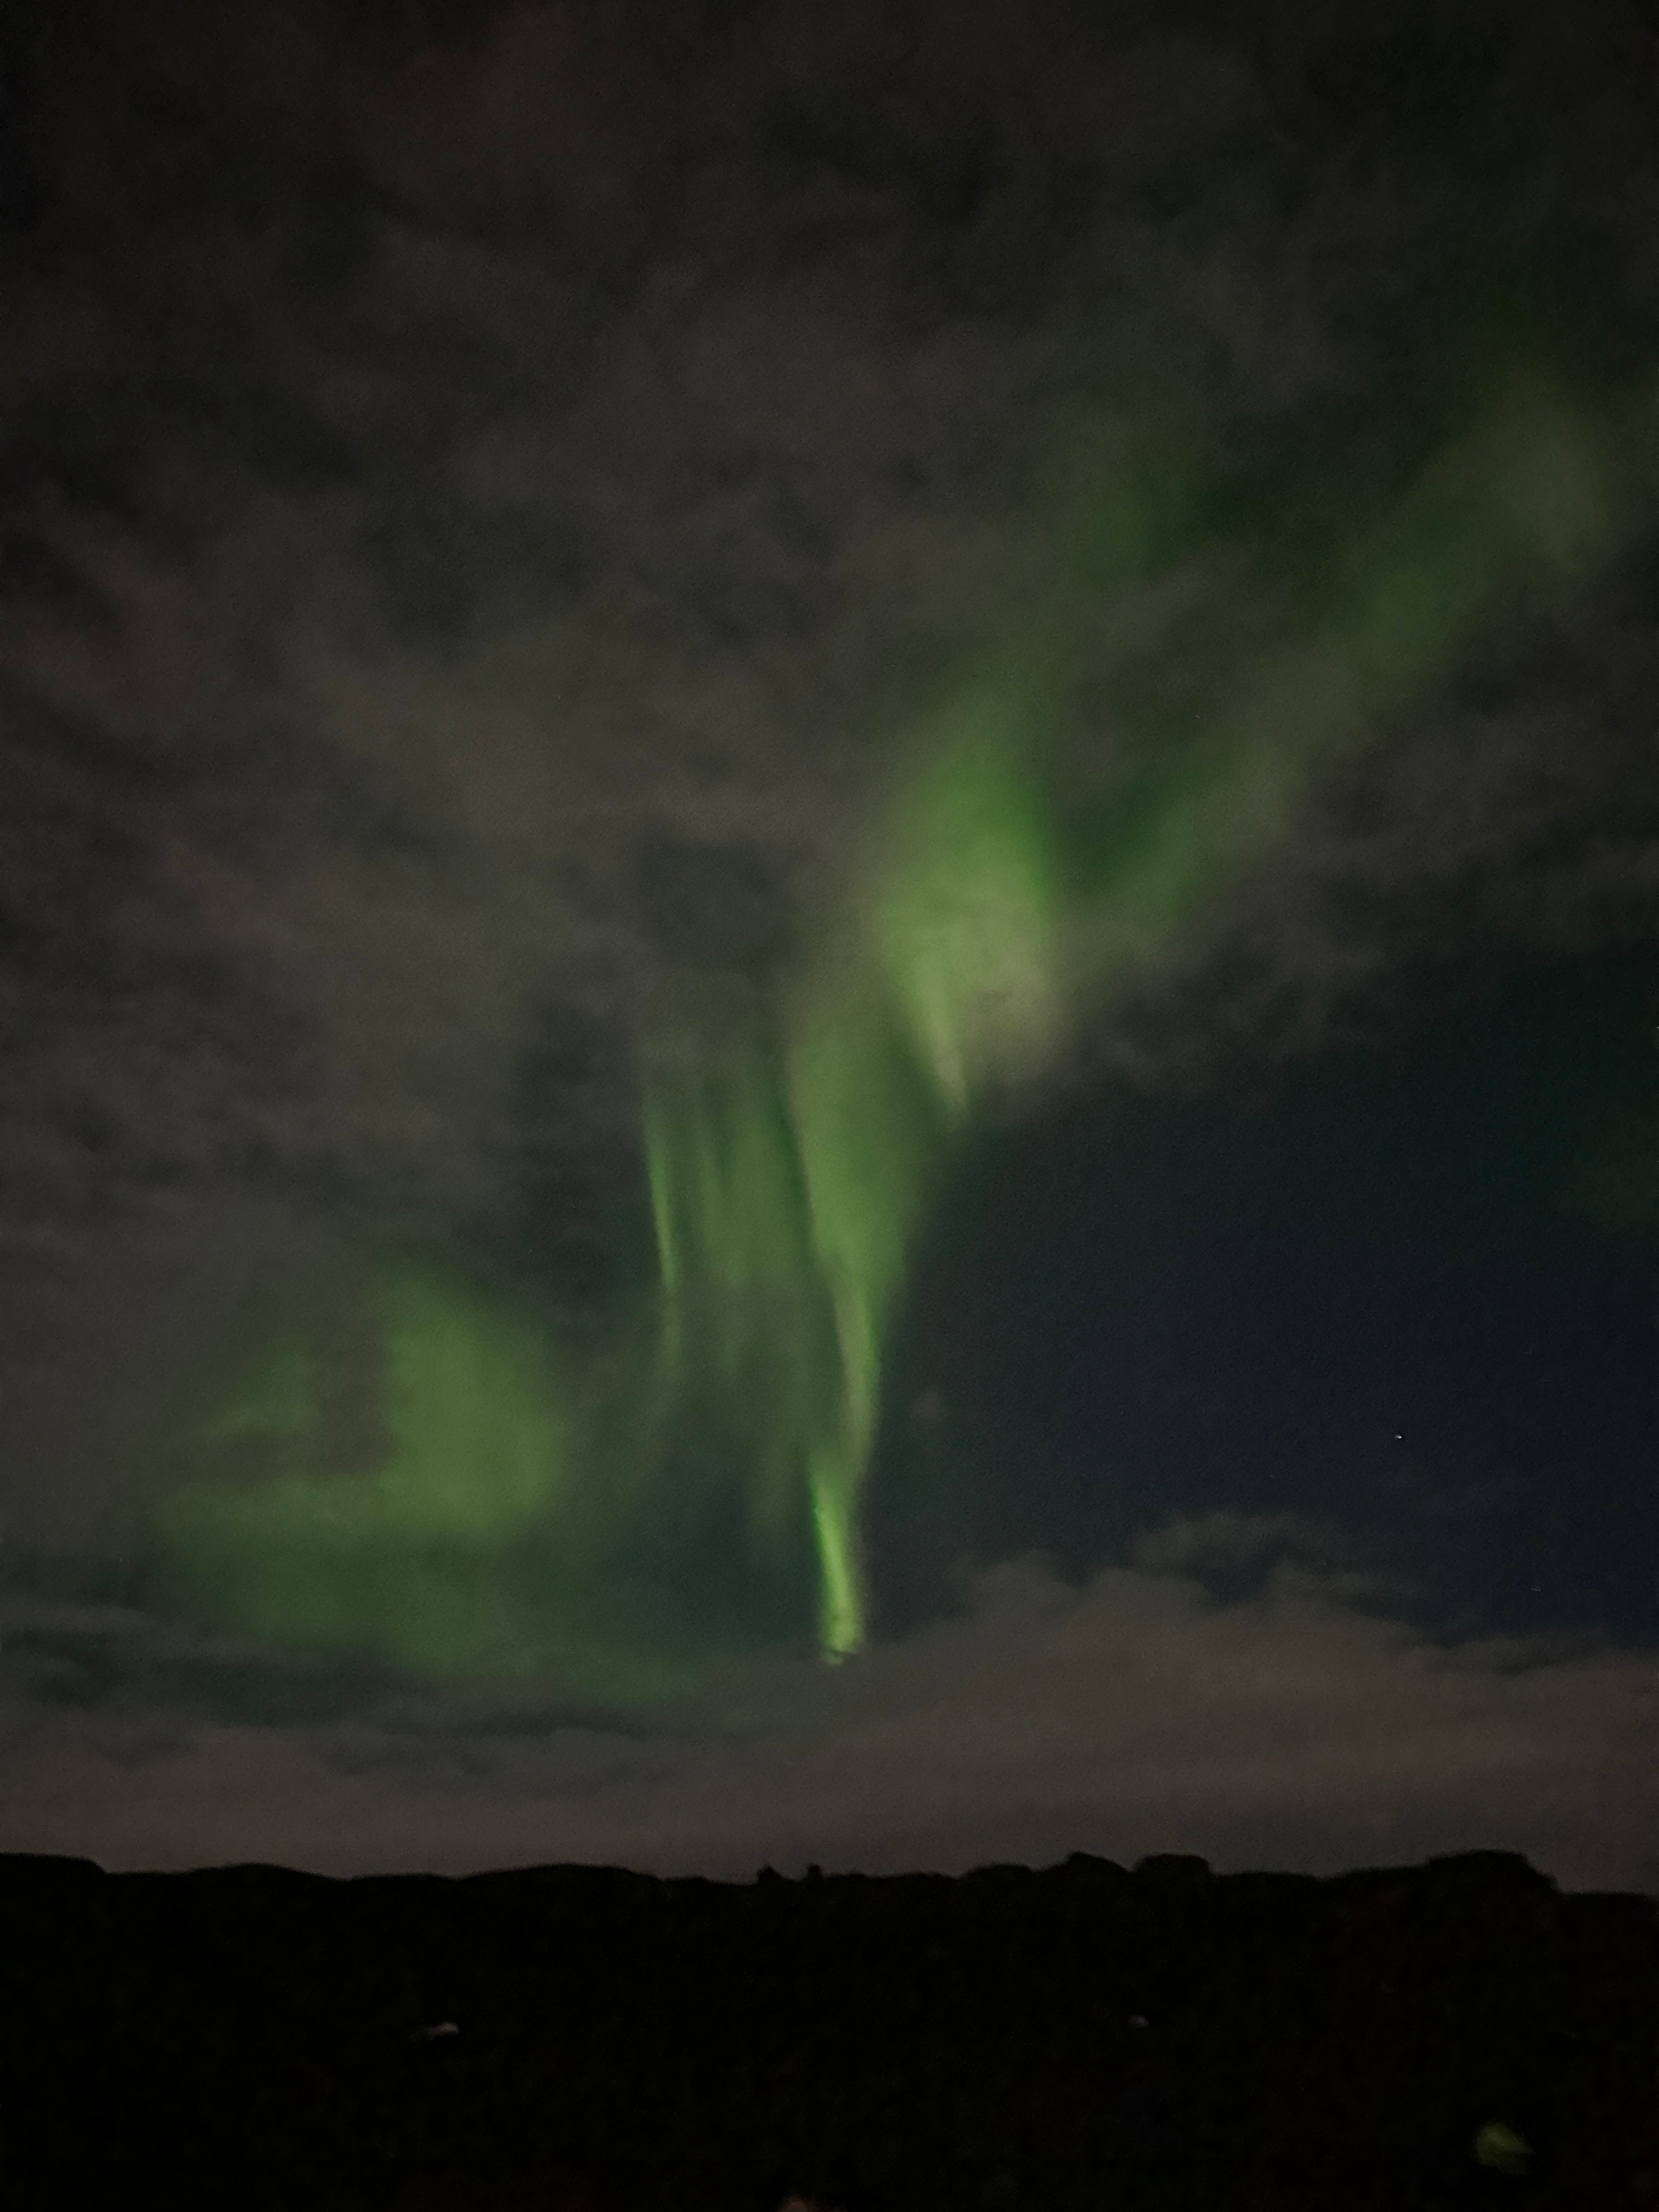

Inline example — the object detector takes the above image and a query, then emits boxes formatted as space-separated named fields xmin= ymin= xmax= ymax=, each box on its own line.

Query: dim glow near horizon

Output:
xmin=139 ymin=329 xmax=1641 ymax=1699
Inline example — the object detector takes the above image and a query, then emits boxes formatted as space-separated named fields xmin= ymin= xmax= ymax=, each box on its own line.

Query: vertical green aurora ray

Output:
xmin=143 ymin=322 xmax=1644 ymax=1694
xmin=648 ymin=360 xmax=1628 ymax=1665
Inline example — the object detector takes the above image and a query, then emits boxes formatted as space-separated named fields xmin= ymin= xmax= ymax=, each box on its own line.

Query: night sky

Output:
xmin=1 ymin=0 xmax=1656 ymax=1893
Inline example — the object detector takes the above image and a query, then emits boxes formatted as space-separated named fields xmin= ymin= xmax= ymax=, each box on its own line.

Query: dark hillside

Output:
xmin=2 ymin=1848 xmax=1654 ymax=2212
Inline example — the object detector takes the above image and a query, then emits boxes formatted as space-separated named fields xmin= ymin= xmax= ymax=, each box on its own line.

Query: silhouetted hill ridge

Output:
xmin=1 ymin=1847 xmax=1654 ymax=2212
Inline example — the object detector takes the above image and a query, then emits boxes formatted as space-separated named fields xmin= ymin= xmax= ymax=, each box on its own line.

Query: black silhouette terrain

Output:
xmin=2 ymin=1847 xmax=1654 ymax=2212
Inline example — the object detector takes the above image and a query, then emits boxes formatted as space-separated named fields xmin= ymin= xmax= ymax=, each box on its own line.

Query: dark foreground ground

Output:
xmin=1 ymin=1848 xmax=1654 ymax=2212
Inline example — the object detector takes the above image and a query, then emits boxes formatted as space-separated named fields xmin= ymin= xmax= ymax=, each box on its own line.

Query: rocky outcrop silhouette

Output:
xmin=1 ymin=1848 xmax=1654 ymax=2211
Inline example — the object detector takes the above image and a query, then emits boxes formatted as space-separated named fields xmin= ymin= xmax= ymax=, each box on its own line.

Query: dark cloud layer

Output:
xmin=1 ymin=0 xmax=1656 ymax=1874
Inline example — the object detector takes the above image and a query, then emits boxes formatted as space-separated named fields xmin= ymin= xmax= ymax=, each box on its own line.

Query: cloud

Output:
xmin=4 ymin=0 xmax=1653 ymax=1270
xmin=2 ymin=0 xmax=1656 ymax=1691
xmin=3 ymin=1540 xmax=1653 ymax=1894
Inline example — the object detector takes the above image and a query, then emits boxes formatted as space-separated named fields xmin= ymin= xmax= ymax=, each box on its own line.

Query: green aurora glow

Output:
xmin=139 ymin=292 xmax=1653 ymax=1697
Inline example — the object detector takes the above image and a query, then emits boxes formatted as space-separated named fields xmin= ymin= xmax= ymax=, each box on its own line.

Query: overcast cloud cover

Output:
xmin=1 ymin=0 xmax=1657 ymax=1887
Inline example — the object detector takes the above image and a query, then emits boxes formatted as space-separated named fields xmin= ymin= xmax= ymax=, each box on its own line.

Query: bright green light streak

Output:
xmin=866 ymin=708 xmax=1068 ymax=1112
xmin=142 ymin=298 xmax=1646 ymax=1694
xmin=651 ymin=363 xmax=1628 ymax=1668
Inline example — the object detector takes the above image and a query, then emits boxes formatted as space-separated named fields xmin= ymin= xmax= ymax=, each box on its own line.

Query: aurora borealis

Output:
xmin=139 ymin=303 xmax=1647 ymax=1697
xmin=2 ymin=0 xmax=1657 ymax=1893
